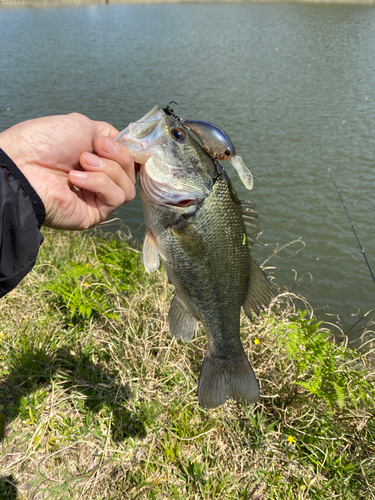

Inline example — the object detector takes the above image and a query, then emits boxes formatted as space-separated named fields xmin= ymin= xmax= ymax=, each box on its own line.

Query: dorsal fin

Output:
xmin=241 ymin=201 xmax=260 ymax=254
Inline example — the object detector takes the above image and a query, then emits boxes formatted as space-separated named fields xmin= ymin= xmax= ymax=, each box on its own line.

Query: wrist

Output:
xmin=0 ymin=128 xmax=27 ymax=172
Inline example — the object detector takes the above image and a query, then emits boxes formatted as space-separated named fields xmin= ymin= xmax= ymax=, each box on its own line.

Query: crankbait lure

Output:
xmin=163 ymin=103 xmax=253 ymax=190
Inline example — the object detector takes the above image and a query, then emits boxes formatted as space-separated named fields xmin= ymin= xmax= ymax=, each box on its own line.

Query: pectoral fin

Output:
xmin=243 ymin=260 xmax=273 ymax=318
xmin=168 ymin=293 xmax=199 ymax=343
xmin=142 ymin=229 xmax=160 ymax=274
xmin=171 ymin=220 xmax=205 ymax=260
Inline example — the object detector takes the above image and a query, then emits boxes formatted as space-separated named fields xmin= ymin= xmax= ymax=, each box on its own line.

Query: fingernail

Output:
xmin=84 ymin=152 xmax=104 ymax=167
xmin=102 ymin=137 xmax=118 ymax=155
xmin=70 ymin=170 xmax=88 ymax=179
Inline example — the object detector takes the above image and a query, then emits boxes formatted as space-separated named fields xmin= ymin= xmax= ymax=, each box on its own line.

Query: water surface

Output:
xmin=1 ymin=2 xmax=375 ymax=336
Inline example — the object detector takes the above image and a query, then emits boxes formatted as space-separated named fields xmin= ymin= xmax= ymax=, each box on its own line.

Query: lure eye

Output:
xmin=224 ymin=149 xmax=231 ymax=157
xmin=171 ymin=127 xmax=186 ymax=141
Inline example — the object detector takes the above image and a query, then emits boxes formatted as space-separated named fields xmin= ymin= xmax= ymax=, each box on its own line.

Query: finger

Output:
xmin=93 ymin=136 xmax=137 ymax=184
xmin=69 ymin=170 xmax=136 ymax=207
xmin=91 ymin=119 xmax=119 ymax=141
xmin=79 ymin=151 xmax=136 ymax=202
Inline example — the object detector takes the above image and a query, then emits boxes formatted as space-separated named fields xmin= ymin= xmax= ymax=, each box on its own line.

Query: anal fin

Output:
xmin=168 ymin=293 xmax=199 ymax=343
xmin=243 ymin=260 xmax=273 ymax=318
xmin=198 ymin=350 xmax=260 ymax=408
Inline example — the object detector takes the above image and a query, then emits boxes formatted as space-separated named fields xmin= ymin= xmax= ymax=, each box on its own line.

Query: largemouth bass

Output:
xmin=115 ymin=105 xmax=272 ymax=408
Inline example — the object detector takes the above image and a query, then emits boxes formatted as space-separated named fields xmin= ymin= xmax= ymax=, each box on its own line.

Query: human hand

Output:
xmin=0 ymin=113 xmax=136 ymax=230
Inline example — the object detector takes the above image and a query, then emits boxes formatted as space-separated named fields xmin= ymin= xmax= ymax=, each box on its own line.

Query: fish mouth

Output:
xmin=166 ymin=199 xmax=198 ymax=208
xmin=114 ymin=106 xmax=166 ymax=164
xmin=140 ymin=169 xmax=204 ymax=208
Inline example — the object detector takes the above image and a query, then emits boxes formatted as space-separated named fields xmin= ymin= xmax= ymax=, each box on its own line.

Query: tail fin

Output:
xmin=198 ymin=350 xmax=260 ymax=409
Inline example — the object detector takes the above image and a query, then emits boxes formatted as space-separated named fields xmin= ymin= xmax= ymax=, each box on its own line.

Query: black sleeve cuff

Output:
xmin=0 ymin=149 xmax=45 ymax=227
xmin=0 ymin=149 xmax=46 ymax=297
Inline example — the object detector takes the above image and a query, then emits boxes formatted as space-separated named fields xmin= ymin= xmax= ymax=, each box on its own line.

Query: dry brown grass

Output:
xmin=0 ymin=229 xmax=374 ymax=499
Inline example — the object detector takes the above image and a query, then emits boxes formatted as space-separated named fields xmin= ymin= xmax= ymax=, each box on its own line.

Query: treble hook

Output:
xmin=163 ymin=101 xmax=181 ymax=120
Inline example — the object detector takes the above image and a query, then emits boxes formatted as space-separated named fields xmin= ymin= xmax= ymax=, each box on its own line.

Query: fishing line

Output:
xmin=328 ymin=168 xmax=375 ymax=284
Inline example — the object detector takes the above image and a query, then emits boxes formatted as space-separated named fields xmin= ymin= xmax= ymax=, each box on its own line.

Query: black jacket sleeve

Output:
xmin=0 ymin=149 xmax=45 ymax=298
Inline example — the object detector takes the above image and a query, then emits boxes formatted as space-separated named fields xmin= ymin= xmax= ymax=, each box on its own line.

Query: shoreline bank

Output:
xmin=0 ymin=228 xmax=374 ymax=499
xmin=1 ymin=0 xmax=375 ymax=8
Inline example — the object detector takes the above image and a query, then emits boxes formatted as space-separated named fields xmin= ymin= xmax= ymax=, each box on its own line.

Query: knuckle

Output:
xmin=93 ymin=172 xmax=109 ymax=192
xmin=68 ymin=112 xmax=89 ymax=124
xmin=125 ymin=183 xmax=136 ymax=203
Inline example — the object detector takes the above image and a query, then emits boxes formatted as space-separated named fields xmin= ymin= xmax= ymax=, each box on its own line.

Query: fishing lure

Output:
xmin=163 ymin=103 xmax=254 ymax=190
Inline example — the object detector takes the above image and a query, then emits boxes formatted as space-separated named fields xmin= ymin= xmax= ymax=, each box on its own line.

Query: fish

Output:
xmin=115 ymin=105 xmax=272 ymax=408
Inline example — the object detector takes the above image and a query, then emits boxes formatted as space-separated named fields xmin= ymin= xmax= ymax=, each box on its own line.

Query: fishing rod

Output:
xmin=328 ymin=168 xmax=375 ymax=285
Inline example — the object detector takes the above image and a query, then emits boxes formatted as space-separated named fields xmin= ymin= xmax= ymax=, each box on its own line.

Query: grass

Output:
xmin=0 ymin=228 xmax=374 ymax=499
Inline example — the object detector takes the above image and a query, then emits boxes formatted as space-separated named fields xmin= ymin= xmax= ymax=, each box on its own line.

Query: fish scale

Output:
xmin=181 ymin=173 xmax=249 ymax=356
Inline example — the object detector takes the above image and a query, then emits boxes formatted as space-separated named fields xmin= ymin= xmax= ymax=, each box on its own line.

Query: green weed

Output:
xmin=45 ymin=236 xmax=143 ymax=320
xmin=273 ymin=310 xmax=372 ymax=412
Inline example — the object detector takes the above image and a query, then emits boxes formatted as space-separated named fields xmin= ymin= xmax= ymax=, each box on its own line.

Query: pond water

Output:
xmin=1 ymin=2 xmax=375 ymax=337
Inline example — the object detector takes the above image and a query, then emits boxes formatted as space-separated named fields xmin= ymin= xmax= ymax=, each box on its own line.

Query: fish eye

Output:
xmin=171 ymin=127 xmax=186 ymax=141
